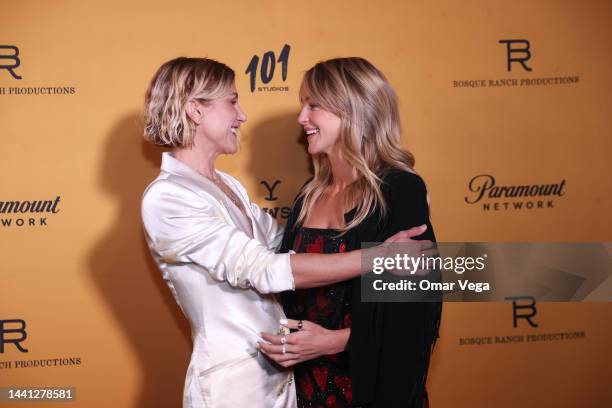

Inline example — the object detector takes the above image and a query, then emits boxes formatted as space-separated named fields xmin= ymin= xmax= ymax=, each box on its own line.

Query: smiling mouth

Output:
xmin=305 ymin=128 xmax=319 ymax=136
xmin=230 ymin=126 xmax=239 ymax=135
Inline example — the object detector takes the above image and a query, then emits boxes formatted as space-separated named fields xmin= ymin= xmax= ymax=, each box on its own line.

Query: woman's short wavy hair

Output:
xmin=143 ymin=57 xmax=235 ymax=147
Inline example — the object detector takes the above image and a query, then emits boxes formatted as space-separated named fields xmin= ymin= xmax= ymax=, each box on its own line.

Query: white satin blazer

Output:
xmin=141 ymin=152 xmax=296 ymax=408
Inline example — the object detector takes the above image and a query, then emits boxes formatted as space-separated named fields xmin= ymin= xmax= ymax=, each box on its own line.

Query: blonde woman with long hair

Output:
xmin=140 ymin=57 xmax=430 ymax=408
xmin=259 ymin=58 xmax=441 ymax=408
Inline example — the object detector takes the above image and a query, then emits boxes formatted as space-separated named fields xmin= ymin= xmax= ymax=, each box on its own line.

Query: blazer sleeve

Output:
xmin=141 ymin=179 xmax=294 ymax=294
xmin=373 ymin=171 xmax=440 ymax=407
xmin=382 ymin=171 xmax=436 ymax=242
xmin=250 ymin=201 xmax=285 ymax=251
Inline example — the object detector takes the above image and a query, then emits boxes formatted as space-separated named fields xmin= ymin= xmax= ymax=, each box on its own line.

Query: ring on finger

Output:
xmin=297 ymin=320 xmax=303 ymax=330
xmin=280 ymin=335 xmax=287 ymax=345
xmin=281 ymin=344 xmax=286 ymax=355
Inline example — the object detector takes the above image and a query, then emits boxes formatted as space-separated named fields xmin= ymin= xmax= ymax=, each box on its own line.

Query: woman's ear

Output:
xmin=185 ymin=100 xmax=203 ymax=125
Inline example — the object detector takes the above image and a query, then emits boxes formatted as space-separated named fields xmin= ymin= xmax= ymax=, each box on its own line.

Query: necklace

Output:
xmin=208 ymin=175 xmax=242 ymax=208
xmin=206 ymin=172 xmax=254 ymax=237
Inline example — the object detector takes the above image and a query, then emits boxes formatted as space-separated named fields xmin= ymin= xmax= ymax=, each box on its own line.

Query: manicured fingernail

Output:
xmin=279 ymin=318 xmax=288 ymax=325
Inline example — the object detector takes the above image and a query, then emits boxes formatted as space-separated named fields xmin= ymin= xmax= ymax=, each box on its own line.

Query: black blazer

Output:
xmin=280 ymin=170 xmax=442 ymax=408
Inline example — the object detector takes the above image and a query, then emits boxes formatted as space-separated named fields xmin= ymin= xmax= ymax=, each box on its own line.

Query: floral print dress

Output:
xmin=282 ymin=227 xmax=354 ymax=408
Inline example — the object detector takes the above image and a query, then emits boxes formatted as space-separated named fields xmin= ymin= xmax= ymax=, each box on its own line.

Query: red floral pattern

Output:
xmin=299 ymin=375 xmax=314 ymax=400
xmin=283 ymin=228 xmax=353 ymax=407
xmin=325 ymin=396 xmax=337 ymax=407
xmin=312 ymin=366 xmax=329 ymax=391
xmin=342 ymin=313 xmax=351 ymax=328
xmin=306 ymin=235 xmax=324 ymax=253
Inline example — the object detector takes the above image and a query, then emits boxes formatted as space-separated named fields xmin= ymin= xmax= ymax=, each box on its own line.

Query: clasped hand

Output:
xmin=258 ymin=319 xmax=348 ymax=368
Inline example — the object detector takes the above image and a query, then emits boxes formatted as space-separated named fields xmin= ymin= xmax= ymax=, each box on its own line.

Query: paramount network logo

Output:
xmin=0 ymin=196 xmax=61 ymax=227
xmin=465 ymin=175 xmax=566 ymax=212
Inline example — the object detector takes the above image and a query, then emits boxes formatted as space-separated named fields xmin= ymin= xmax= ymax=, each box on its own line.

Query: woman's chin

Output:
xmin=307 ymin=144 xmax=320 ymax=155
xmin=222 ymin=145 xmax=238 ymax=155
xmin=223 ymin=134 xmax=239 ymax=154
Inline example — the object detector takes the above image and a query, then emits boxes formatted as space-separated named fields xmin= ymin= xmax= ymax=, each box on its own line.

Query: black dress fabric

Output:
xmin=280 ymin=170 xmax=442 ymax=408
xmin=282 ymin=227 xmax=356 ymax=407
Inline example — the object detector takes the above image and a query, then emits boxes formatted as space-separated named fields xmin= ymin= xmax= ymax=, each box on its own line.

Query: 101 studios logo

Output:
xmin=260 ymin=180 xmax=290 ymax=219
xmin=246 ymin=44 xmax=290 ymax=93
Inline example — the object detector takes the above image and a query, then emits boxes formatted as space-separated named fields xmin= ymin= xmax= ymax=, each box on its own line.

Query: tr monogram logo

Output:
xmin=0 ymin=45 xmax=22 ymax=79
xmin=506 ymin=296 xmax=539 ymax=328
xmin=498 ymin=39 xmax=532 ymax=72
xmin=0 ymin=319 xmax=28 ymax=353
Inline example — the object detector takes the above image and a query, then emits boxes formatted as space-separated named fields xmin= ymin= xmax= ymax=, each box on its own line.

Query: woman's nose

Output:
xmin=237 ymin=105 xmax=247 ymax=123
xmin=297 ymin=107 xmax=308 ymax=125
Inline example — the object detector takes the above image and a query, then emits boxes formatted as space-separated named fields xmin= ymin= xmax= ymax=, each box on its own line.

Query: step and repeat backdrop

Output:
xmin=1 ymin=0 xmax=611 ymax=407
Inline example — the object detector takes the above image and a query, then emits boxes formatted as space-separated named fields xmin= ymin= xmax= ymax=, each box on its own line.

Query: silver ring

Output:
xmin=297 ymin=320 xmax=303 ymax=330
xmin=280 ymin=335 xmax=287 ymax=345
xmin=281 ymin=344 xmax=286 ymax=354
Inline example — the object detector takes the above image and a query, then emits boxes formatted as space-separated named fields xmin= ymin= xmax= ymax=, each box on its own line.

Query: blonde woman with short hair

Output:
xmin=140 ymin=57 xmax=429 ymax=408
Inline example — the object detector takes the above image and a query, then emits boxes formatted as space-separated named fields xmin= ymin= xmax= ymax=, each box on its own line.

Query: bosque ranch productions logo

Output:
xmin=0 ymin=45 xmax=76 ymax=95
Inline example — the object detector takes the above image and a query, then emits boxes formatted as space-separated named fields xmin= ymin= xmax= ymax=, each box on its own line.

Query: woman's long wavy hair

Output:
xmin=296 ymin=57 xmax=416 ymax=232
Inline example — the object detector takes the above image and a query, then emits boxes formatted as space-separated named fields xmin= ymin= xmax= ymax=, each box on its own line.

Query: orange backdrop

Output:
xmin=1 ymin=0 xmax=611 ymax=407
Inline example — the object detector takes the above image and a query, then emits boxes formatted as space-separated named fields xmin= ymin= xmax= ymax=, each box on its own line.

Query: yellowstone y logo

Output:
xmin=260 ymin=180 xmax=290 ymax=220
